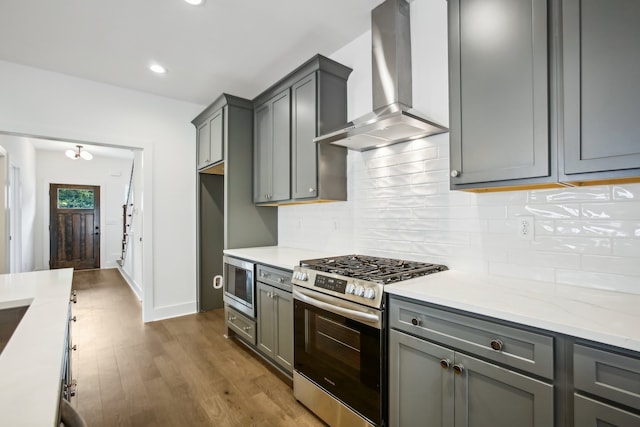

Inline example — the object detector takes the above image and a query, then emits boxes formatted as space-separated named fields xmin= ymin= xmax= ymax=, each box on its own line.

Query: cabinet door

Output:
xmin=449 ymin=0 xmax=549 ymax=187
xmin=197 ymin=109 xmax=224 ymax=170
xmin=389 ymin=329 xmax=455 ymax=427
xmin=273 ymin=287 xmax=293 ymax=373
xmin=574 ymin=394 xmax=640 ymax=427
xmin=291 ymin=73 xmax=318 ymax=200
xmin=208 ymin=109 xmax=224 ymax=166
xmin=254 ymin=102 xmax=273 ymax=203
xmin=256 ymin=282 xmax=275 ymax=358
xmin=562 ymin=0 xmax=640 ymax=177
xmin=254 ymin=90 xmax=290 ymax=203
xmin=197 ymin=120 xmax=211 ymax=170
xmin=454 ymin=352 xmax=553 ymax=427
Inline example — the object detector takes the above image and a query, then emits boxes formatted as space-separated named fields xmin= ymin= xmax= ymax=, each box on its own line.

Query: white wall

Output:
xmin=35 ymin=150 xmax=133 ymax=270
xmin=278 ymin=0 xmax=640 ymax=295
xmin=0 ymin=60 xmax=205 ymax=321
xmin=0 ymin=134 xmax=37 ymax=272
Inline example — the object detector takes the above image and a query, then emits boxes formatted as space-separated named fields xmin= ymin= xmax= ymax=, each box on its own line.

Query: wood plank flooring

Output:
xmin=70 ymin=268 xmax=325 ymax=426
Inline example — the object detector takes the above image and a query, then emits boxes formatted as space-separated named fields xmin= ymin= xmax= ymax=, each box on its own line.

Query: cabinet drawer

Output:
xmin=225 ymin=306 xmax=256 ymax=345
xmin=389 ymin=298 xmax=554 ymax=379
xmin=256 ymin=264 xmax=292 ymax=292
xmin=575 ymin=394 xmax=640 ymax=426
xmin=574 ymin=344 xmax=640 ymax=410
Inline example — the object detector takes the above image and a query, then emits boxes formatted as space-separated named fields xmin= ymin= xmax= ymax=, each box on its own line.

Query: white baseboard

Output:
xmin=115 ymin=264 xmax=143 ymax=301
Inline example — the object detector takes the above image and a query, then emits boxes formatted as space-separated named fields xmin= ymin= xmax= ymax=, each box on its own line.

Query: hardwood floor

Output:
xmin=70 ymin=268 xmax=325 ymax=426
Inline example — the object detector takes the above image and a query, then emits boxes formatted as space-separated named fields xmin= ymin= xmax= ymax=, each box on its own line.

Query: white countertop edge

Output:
xmin=0 ymin=269 xmax=74 ymax=426
xmin=223 ymin=246 xmax=340 ymax=271
xmin=385 ymin=270 xmax=640 ymax=354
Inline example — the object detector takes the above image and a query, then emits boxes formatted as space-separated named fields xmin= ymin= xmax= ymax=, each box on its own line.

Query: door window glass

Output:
xmin=57 ymin=188 xmax=95 ymax=209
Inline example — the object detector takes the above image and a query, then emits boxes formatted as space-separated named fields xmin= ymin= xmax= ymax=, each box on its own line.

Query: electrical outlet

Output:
xmin=517 ymin=216 xmax=534 ymax=240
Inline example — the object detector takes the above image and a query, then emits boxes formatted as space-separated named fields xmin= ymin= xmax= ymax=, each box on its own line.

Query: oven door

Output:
xmin=293 ymin=286 xmax=383 ymax=426
xmin=223 ymin=256 xmax=255 ymax=318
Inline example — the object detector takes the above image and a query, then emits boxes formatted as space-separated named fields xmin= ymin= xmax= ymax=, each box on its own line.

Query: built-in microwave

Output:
xmin=222 ymin=256 xmax=255 ymax=318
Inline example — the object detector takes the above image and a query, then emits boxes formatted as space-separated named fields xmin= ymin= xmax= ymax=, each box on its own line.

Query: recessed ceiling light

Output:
xmin=150 ymin=64 xmax=167 ymax=74
xmin=184 ymin=0 xmax=205 ymax=5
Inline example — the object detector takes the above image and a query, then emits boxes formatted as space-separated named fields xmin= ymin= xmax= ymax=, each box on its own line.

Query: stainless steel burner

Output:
xmin=299 ymin=254 xmax=448 ymax=284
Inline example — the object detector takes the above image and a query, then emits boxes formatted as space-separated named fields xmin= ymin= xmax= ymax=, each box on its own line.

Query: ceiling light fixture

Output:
xmin=149 ymin=63 xmax=167 ymax=74
xmin=65 ymin=145 xmax=93 ymax=160
xmin=184 ymin=0 xmax=205 ymax=5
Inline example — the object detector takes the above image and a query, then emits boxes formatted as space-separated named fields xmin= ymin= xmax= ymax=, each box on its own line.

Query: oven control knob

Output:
xmin=354 ymin=285 xmax=365 ymax=297
xmin=345 ymin=283 xmax=356 ymax=294
xmin=363 ymin=288 xmax=376 ymax=299
xmin=302 ymin=272 xmax=309 ymax=281
xmin=293 ymin=271 xmax=300 ymax=280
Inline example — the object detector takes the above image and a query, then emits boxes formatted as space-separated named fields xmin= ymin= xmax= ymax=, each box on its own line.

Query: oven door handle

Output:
xmin=293 ymin=289 xmax=381 ymax=326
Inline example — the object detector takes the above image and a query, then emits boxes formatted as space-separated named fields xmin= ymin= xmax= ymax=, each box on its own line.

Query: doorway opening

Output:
xmin=49 ymin=183 xmax=101 ymax=270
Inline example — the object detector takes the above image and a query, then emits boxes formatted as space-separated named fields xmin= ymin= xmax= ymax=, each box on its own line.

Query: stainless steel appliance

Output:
xmin=291 ymin=255 xmax=448 ymax=427
xmin=223 ymin=256 xmax=255 ymax=318
xmin=314 ymin=0 xmax=447 ymax=151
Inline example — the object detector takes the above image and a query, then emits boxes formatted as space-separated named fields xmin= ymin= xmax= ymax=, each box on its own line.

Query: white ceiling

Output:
xmin=0 ymin=0 xmax=381 ymax=105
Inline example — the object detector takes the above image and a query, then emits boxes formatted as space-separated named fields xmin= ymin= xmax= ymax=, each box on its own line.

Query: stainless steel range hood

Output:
xmin=314 ymin=0 xmax=447 ymax=151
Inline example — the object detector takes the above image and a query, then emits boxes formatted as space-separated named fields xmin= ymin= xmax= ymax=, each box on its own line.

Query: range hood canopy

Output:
xmin=314 ymin=0 xmax=447 ymax=151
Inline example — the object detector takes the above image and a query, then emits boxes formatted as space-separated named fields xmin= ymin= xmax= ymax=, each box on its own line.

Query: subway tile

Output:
xmin=612 ymin=183 xmax=640 ymax=200
xmin=581 ymin=202 xmax=640 ymax=220
xmin=555 ymin=269 xmax=640 ymax=295
xmin=551 ymin=220 xmax=640 ymax=237
xmin=613 ymin=239 xmax=640 ymax=257
xmin=528 ymin=186 xmax=610 ymax=203
xmin=531 ymin=236 xmax=612 ymax=255
xmin=366 ymin=147 xmax=439 ymax=169
xmin=507 ymin=250 xmax=581 ymax=270
xmin=581 ymin=255 xmax=640 ymax=276
xmin=507 ymin=204 xmax=581 ymax=219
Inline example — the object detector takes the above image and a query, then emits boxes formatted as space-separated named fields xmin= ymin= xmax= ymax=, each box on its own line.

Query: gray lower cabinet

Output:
xmin=560 ymin=0 xmax=640 ymax=183
xmin=254 ymin=89 xmax=291 ymax=204
xmin=389 ymin=297 xmax=554 ymax=427
xmin=253 ymin=54 xmax=351 ymax=205
xmin=256 ymin=265 xmax=293 ymax=374
xmin=573 ymin=343 xmax=640 ymax=426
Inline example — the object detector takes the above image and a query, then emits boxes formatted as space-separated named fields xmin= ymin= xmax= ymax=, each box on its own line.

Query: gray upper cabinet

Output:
xmin=196 ymin=107 xmax=224 ymax=172
xmin=192 ymin=94 xmax=278 ymax=312
xmin=291 ymin=73 xmax=318 ymax=199
xmin=253 ymin=54 xmax=352 ymax=205
xmin=449 ymin=0 xmax=640 ymax=191
xmin=254 ymin=89 xmax=291 ymax=203
xmin=449 ymin=0 xmax=550 ymax=189
xmin=561 ymin=0 xmax=640 ymax=183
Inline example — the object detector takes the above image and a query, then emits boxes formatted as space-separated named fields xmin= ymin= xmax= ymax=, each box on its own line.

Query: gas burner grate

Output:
xmin=300 ymin=255 xmax=448 ymax=284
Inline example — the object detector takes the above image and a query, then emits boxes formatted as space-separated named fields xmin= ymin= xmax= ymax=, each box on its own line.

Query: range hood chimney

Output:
xmin=314 ymin=0 xmax=447 ymax=151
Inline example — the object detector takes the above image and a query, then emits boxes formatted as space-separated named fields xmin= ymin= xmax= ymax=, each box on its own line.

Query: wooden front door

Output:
xmin=50 ymin=184 xmax=100 ymax=270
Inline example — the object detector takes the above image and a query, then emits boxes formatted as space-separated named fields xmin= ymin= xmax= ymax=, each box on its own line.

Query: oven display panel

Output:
xmin=314 ymin=275 xmax=347 ymax=294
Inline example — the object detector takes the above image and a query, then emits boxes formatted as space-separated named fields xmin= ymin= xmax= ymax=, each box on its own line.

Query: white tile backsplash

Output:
xmin=278 ymin=135 xmax=640 ymax=295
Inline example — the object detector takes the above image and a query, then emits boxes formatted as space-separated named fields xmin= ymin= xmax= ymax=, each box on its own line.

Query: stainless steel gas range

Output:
xmin=291 ymin=255 xmax=448 ymax=427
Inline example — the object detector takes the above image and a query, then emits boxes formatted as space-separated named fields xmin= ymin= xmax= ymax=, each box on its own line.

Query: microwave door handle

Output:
xmin=293 ymin=289 xmax=380 ymax=325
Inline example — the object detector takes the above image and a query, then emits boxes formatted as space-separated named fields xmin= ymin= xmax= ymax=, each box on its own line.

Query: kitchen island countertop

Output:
xmin=385 ymin=269 xmax=640 ymax=353
xmin=0 ymin=268 xmax=74 ymax=426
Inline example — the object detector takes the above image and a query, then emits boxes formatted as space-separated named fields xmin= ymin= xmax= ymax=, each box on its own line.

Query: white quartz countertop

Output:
xmin=385 ymin=270 xmax=640 ymax=353
xmin=0 ymin=269 xmax=74 ymax=426
xmin=223 ymin=246 xmax=339 ymax=271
